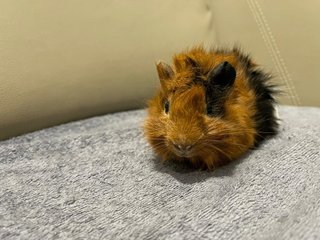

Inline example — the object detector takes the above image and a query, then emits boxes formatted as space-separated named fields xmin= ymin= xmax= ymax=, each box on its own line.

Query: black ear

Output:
xmin=208 ymin=61 xmax=236 ymax=88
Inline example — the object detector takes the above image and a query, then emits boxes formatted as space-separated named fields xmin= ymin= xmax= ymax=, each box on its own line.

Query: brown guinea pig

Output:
xmin=144 ymin=46 xmax=278 ymax=169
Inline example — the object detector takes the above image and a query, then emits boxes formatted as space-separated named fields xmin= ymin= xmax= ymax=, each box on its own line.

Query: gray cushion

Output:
xmin=0 ymin=106 xmax=319 ymax=239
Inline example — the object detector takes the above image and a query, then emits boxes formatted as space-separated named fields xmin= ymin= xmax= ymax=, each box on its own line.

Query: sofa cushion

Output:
xmin=0 ymin=106 xmax=319 ymax=239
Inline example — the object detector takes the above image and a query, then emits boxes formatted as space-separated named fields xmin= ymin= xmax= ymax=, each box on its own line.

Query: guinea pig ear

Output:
xmin=185 ymin=56 xmax=202 ymax=82
xmin=156 ymin=61 xmax=174 ymax=86
xmin=185 ymin=56 xmax=198 ymax=69
xmin=208 ymin=61 xmax=236 ymax=88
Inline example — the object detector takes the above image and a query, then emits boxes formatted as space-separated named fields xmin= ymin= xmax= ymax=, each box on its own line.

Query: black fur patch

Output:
xmin=205 ymin=84 xmax=229 ymax=117
xmin=232 ymin=48 xmax=279 ymax=145
xmin=180 ymin=47 xmax=278 ymax=145
xmin=205 ymin=62 xmax=236 ymax=117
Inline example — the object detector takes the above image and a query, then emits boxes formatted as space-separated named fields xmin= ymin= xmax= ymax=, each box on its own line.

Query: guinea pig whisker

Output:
xmin=148 ymin=141 xmax=167 ymax=148
xmin=149 ymin=141 xmax=165 ymax=146
xmin=150 ymin=137 xmax=165 ymax=141
xmin=148 ymin=142 xmax=166 ymax=148
xmin=201 ymin=139 xmax=249 ymax=155
xmin=198 ymin=143 xmax=232 ymax=161
xmin=149 ymin=141 xmax=166 ymax=148
xmin=153 ymin=146 xmax=170 ymax=154
xmin=202 ymin=137 xmax=249 ymax=149
xmin=206 ymin=129 xmax=257 ymax=137
xmin=191 ymin=133 xmax=205 ymax=146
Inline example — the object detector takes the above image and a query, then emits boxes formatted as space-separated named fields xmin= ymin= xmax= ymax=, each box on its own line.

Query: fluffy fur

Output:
xmin=144 ymin=46 xmax=278 ymax=169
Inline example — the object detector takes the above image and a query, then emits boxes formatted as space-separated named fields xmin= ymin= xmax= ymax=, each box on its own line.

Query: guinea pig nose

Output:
xmin=173 ymin=143 xmax=193 ymax=152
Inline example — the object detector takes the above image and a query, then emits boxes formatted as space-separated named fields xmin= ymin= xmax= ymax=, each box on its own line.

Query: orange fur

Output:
xmin=144 ymin=46 xmax=258 ymax=169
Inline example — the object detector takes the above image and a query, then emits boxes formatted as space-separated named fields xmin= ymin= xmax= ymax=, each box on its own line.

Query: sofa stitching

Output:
xmin=247 ymin=0 xmax=301 ymax=105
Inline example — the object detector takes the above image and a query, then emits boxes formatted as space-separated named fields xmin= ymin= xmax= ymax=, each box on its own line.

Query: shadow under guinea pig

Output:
xmin=151 ymin=153 xmax=251 ymax=185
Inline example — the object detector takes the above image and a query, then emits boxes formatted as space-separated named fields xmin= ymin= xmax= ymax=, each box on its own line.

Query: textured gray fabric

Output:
xmin=0 ymin=106 xmax=319 ymax=240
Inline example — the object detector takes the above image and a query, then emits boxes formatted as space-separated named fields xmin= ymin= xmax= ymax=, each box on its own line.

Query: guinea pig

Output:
xmin=144 ymin=46 xmax=278 ymax=169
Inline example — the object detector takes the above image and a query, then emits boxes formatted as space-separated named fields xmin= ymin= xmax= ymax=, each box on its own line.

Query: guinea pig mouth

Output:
xmin=175 ymin=152 xmax=192 ymax=158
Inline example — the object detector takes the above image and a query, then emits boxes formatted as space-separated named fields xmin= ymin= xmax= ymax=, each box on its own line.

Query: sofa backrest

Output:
xmin=0 ymin=0 xmax=319 ymax=140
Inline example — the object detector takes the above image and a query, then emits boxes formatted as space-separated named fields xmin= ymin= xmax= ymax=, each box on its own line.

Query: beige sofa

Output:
xmin=1 ymin=0 xmax=319 ymax=140
xmin=1 ymin=2 xmax=320 ymax=239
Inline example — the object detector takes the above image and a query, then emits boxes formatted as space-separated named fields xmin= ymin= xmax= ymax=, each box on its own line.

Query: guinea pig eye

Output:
xmin=164 ymin=100 xmax=170 ymax=114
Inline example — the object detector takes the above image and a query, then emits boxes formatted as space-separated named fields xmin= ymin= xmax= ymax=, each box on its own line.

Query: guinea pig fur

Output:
xmin=144 ymin=46 xmax=278 ymax=169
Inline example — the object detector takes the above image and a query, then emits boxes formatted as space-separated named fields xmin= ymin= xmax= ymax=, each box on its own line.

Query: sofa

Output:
xmin=1 ymin=1 xmax=319 ymax=239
